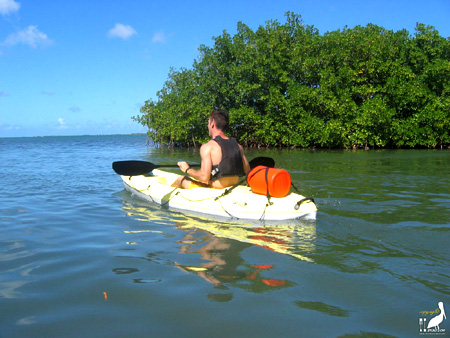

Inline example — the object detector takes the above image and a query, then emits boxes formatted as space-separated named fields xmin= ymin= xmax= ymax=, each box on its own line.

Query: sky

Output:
xmin=1 ymin=0 xmax=449 ymax=138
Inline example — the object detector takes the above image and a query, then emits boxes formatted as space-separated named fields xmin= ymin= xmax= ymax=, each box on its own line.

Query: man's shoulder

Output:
xmin=202 ymin=139 xmax=218 ymax=147
xmin=200 ymin=139 xmax=217 ymax=153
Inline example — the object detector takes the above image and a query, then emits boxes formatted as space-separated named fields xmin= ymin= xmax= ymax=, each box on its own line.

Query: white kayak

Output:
xmin=119 ymin=169 xmax=317 ymax=221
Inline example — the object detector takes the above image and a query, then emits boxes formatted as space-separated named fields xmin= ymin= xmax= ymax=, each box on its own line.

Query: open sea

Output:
xmin=1 ymin=134 xmax=449 ymax=337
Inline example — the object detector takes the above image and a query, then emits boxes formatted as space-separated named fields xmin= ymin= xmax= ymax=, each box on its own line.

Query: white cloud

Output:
xmin=57 ymin=118 xmax=68 ymax=129
xmin=108 ymin=23 xmax=137 ymax=40
xmin=3 ymin=25 xmax=53 ymax=48
xmin=0 ymin=0 xmax=20 ymax=15
xmin=152 ymin=31 xmax=168 ymax=43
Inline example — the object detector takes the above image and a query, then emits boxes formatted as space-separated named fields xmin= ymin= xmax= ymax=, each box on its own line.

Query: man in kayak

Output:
xmin=172 ymin=109 xmax=250 ymax=189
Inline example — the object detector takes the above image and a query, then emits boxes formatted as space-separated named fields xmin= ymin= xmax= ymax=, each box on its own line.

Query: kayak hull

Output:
xmin=120 ymin=169 xmax=317 ymax=221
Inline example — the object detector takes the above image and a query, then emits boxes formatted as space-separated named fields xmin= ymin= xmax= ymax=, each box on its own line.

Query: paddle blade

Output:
xmin=112 ymin=160 xmax=156 ymax=176
xmin=249 ymin=156 xmax=275 ymax=170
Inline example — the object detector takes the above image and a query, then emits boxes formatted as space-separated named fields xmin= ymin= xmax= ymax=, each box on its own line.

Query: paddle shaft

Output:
xmin=112 ymin=156 xmax=274 ymax=176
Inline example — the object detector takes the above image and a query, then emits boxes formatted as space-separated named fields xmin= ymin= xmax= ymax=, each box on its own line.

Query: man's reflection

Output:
xmin=175 ymin=227 xmax=249 ymax=288
xmin=173 ymin=226 xmax=291 ymax=294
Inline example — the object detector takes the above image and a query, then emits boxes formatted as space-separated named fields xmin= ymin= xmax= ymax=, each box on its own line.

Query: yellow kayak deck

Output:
xmin=120 ymin=169 xmax=317 ymax=221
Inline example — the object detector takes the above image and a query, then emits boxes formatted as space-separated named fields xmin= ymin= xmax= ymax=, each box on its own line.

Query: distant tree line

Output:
xmin=133 ymin=13 xmax=450 ymax=149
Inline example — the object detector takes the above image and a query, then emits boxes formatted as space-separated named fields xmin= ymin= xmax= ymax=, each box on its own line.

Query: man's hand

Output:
xmin=177 ymin=161 xmax=190 ymax=173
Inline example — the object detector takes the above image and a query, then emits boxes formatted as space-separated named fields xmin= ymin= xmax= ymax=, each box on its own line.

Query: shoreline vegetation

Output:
xmin=134 ymin=12 xmax=450 ymax=150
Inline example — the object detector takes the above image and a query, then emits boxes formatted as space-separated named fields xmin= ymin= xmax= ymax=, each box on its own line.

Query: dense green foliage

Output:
xmin=134 ymin=13 xmax=450 ymax=148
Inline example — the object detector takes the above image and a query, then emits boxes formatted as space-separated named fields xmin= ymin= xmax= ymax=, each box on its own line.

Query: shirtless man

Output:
xmin=172 ymin=109 xmax=250 ymax=189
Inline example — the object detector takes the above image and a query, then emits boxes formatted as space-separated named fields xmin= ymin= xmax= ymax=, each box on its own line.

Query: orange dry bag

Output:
xmin=246 ymin=165 xmax=291 ymax=198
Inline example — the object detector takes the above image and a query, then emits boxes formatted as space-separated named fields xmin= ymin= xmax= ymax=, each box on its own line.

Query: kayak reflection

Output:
xmin=175 ymin=217 xmax=316 ymax=263
xmin=120 ymin=196 xmax=316 ymax=292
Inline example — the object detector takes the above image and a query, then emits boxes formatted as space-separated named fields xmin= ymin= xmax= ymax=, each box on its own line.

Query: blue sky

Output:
xmin=1 ymin=0 xmax=449 ymax=138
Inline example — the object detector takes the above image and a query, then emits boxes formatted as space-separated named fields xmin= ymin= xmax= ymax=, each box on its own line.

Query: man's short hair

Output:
xmin=210 ymin=109 xmax=229 ymax=131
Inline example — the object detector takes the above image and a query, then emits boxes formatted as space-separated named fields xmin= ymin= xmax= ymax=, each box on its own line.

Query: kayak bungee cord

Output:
xmin=176 ymin=188 xmax=247 ymax=219
xmin=290 ymin=181 xmax=316 ymax=210
xmin=215 ymin=197 xmax=240 ymax=219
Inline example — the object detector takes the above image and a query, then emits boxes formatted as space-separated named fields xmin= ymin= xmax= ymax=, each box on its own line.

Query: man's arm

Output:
xmin=239 ymin=144 xmax=250 ymax=174
xmin=177 ymin=142 xmax=213 ymax=183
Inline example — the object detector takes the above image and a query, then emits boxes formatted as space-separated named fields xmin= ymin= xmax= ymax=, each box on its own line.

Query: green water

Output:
xmin=1 ymin=135 xmax=449 ymax=337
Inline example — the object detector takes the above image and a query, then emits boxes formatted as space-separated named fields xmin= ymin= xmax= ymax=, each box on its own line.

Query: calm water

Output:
xmin=1 ymin=135 xmax=449 ymax=338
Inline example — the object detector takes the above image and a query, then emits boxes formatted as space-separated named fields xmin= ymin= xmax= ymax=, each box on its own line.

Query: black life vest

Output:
xmin=210 ymin=136 xmax=245 ymax=180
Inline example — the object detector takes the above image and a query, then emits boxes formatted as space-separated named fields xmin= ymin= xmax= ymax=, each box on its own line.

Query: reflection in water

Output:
xmin=113 ymin=267 xmax=140 ymax=275
xmin=119 ymin=197 xmax=317 ymax=297
xmin=175 ymin=230 xmax=249 ymax=287
xmin=294 ymin=300 xmax=350 ymax=317
xmin=186 ymin=221 xmax=317 ymax=263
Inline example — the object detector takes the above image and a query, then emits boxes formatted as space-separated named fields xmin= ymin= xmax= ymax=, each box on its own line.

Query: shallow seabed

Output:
xmin=1 ymin=135 xmax=449 ymax=337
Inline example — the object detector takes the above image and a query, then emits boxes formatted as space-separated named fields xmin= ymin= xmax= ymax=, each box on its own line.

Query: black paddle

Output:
xmin=249 ymin=156 xmax=274 ymax=169
xmin=112 ymin=156 xmax=275 ymax=176
xmin=112 ymin=161 xmax=199 ymax=176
